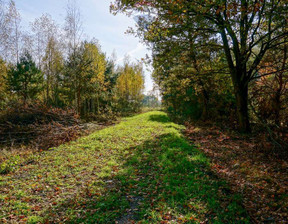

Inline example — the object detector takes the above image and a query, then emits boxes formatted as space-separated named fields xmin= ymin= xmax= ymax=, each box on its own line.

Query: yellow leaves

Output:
xmin=83 ymin=42 xmax=106 ymax=87
xmin=0 ymin=58 xmax=7 ymax=96
xmin=116 ymin=61 xmax=144 ymax=101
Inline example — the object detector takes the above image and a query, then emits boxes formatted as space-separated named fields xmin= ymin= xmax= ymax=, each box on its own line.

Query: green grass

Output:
xmin=0 ymin=111 xmax=250 ymax=223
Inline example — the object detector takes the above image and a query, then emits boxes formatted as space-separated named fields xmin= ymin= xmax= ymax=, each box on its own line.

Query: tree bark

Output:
xmin=234 ymin=82 xmax=250 ymax=133
xmin=275 ymin=41 xmax=287 ymax=126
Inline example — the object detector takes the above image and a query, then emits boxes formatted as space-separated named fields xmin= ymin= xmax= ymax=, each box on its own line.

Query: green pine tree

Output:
xmin=7 ymin=51 xmax=43 ymax=104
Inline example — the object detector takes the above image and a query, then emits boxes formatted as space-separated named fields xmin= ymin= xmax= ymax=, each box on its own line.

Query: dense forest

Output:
xmin=0 ymin=0 xmax=288 ymax=223
xmin=0 ymin=0 xmax=145 ymax=119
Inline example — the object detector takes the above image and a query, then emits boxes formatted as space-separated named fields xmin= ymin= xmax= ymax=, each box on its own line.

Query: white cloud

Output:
xmin=116 ymin=43 xmax=146 ymax=63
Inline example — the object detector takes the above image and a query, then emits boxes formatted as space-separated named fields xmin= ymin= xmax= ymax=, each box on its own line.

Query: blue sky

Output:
xmin=14 ymin=0 xmax=153 ymax=92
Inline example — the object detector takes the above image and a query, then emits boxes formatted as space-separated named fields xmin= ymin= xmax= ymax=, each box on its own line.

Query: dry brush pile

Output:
xmin=0 ymin=103 xmax=85 ymax=151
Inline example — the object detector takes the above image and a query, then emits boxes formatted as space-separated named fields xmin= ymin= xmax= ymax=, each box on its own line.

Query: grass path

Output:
xmin=0 ymin=111 xmax=250 ymax=223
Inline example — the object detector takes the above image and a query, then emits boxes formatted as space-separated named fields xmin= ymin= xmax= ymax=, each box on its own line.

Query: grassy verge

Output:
xmin=0 ymin=111 xmax=250 ymax=223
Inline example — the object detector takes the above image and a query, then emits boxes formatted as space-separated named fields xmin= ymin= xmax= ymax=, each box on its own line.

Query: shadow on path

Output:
xmin=43 ymin=114 xmax=250 ymax=223
xmin=148 ymin=114 xmax=171 ymax=123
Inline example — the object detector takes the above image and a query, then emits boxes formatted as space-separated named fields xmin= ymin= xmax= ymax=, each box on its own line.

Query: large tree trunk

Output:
xmin=274 ymin=42 xmax=287 ymax=126
xmin=234 ymin=83 xmax=250 ymax=133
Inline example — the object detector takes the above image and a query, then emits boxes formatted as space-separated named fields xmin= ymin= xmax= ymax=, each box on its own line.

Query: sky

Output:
xmin=13 ymin=0 xmax=154 ymax=93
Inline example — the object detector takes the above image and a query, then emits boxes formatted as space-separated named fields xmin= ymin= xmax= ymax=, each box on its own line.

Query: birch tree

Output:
xmin=64 ymin=0 xmax=83 ymax=110
xmin=6 ymin=0 xmax=21 ymax=64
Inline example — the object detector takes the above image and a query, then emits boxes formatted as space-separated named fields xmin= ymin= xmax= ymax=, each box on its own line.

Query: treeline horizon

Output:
xmin=0 ymin=0 xmax=146 ymax=119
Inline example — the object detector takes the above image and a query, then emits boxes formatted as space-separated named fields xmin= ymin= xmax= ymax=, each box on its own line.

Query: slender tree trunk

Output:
xmin=84 ymin=98 xmax=88 ymax=117
xmin=54 ymin=79 xmax=59 ymax=107
xmin=97 ymin=93 xmax=100 ymax=114
xmin=22 ymin=73 xmax=28 ymax=106
xmin=46 ymin=72 xmax=50 ymax=104
xmin=15 ymin=17 xmax=19 ymax=64
xmin=201 ymin=88 xmax=209 ymax=120
xmin=23 ymin=82 xmax=27 ymax=106
xmin=275 ymin=42 xmax=287 ymax=126
xmin=274 ymin=90 xmax=281 ymax=126
xmin=77 ymin=89 xmax=81 ymax=115
xmin=92 ymin=98 xmax=95 ymax=113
